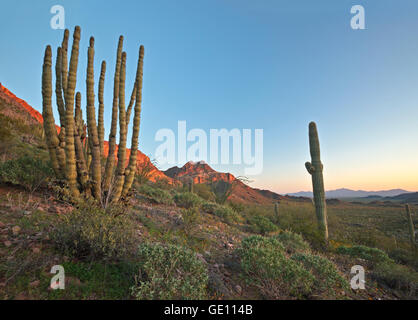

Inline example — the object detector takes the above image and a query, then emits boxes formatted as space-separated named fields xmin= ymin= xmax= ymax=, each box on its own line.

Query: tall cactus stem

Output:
xmin=74 ymin=92 xmax=89 ymax=190
xmin=112 ymin=52 xmax=128 ymax=202
xmin=405 ymin=204 xmax=416 ymax=248
xmin=103 ymin=36 xmax=124 ymax=192
xmin=122 ymin=45 xmax=144 ymax=197
xmin=63 ymin=26 xmax=81 ymax=197
xmin=305 ymin=121 xmax=328 ymax=241
xmin=98 ymin=60 xmax=106 ymax=158
xmin=41 ymin=45 xmax=61 ymax=178
xmin=125 ymin=82 xmax=136 ymax=126
xmin=86 ymin=37 xmax=102 ymax=200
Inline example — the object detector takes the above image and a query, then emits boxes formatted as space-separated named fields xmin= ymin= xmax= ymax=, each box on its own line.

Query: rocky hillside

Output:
xmin=164 ymin=161 xmax=288 ymax=204
xmin=0 ymin=83 xmax=170 ymax=183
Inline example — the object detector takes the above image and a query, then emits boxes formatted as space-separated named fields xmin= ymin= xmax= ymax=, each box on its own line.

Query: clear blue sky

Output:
xmin=1 ymin=0 xmax=418 ymax=193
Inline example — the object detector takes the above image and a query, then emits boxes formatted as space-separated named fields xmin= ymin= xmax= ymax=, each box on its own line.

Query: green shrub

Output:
xmin=0 ymin=155 xmax=53 ymax=192
xmin=237 ymin=235 xmax=314 ymax=298
xmin=214 ymin=205 xmax=240 ymax=224
xmin=373 ymin=262 xmax=418 ymax=297
xmin=291 ymin=253 xmax=349 ymax=294
xmin=193 ymin=184 xmax=216 ymax=201
xmin=137 ymin=184 xmax=174 ymax=205
xmin=248 ymin=215 xmax=278 ymax=235
xmin=202 ymin=201 xmax=219 ymax=214
xmin=275 ymin=231 xmax=311 ymax=254
xmin=52 ymin=202 xmax=137 ymax=261
xmin=174 ymin=192 xmax=202 ymax=209
xmin=132 ymin=243 xmax=208 ymax=299
xmin=182 ymin=207 xmax=201 ymax=236
xmin=336 ymin=245 xmax=393 ymax=266
xmin=388 ymin=248 xmax=418 ymax=270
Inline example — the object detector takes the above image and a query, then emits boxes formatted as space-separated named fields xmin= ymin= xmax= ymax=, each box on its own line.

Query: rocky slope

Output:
xmin=0 ymin=82 xmax=170 ymax=183
xmin=164 ymin=161 xmax=287 ymax=204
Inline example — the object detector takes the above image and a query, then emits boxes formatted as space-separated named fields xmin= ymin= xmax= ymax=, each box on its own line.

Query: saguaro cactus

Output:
xmin=405 ymin=204 xmax=416 ymax=248
xmin=274 ymin=202 xmax=279 ymax=221
xmin=305 ymin=121 xmax=328 ymax=241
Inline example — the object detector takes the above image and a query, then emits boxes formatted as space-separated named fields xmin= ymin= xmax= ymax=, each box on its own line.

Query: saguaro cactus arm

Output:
xmin=306 ymin=121 xmax=328 ymax=241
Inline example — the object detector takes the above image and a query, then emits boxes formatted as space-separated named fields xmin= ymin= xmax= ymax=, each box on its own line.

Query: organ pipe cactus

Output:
xmin=112 ymin=52 xmax=128 ymax=203
xmin=98 ymin=61 xmax=106 ymax=157
xmin=103 ymin=36 xmax=124 ymax=192
xmin=74 ymin=92 xmax=89 ymax=190
xmin=122 ymin=45 xmax=145 ymax=197
xmin=405 ymin=204 xmax=416 ymax=248
xmin=64 ymin=26 xmax=81 ymax=197
xmin=305 ymin=122 xmax=328 ymax=241
xmin=41 ymin=45 xmax=61 ymax=178
xmin=86 ymin=37 xmax=102 ymax=199
xmin=41 ymin=26 xmax=144 ymax=205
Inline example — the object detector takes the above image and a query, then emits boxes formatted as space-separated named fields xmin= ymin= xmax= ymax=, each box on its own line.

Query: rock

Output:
xmin=4 ymin=240 xmax=12 ymax=247
xmin=224 ymin=243 xmax=234 ymax=249
xmin=235 ymin=285 xmax=242 ymax=295
xmin=12 ymin=226 xmax=21 ymax=235
xmin=23 ymin=211 xmax=31 ymax=216
xmin=29 ymin=280 xmax=40 ymax=288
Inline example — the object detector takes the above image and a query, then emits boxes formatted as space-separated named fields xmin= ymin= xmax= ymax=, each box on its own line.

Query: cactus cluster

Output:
xmin=305 ymin=122 xmax=328 ymax=241
xmin=41 ymin=26 xmax=144 ymax=204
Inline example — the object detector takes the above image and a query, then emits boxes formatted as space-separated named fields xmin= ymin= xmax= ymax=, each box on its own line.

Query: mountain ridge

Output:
xmin=288 ymin=188 xmax=413 ymax=198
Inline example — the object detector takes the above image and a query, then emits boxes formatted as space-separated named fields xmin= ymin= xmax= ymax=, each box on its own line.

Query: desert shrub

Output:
xmin=275 ymin=231 xmax=311 ymax=254
xmin=0 ymin=155 xmax=53 ymax=192
xmin=182 ymin=207 xmax=201 ymax=236
xmin=202 ymin=201 xmax=219 ymax=214
xmin=373 ymin=262 xmax=418 ymax=297
xmin=137 ymin=184 xmax=174 ymax=205
xmin=228 ymin=201 xmax=245 ymax=214
xmin=388 ymin=248 xmax=418 ymax=270
xmin=248 ymin=215 xmax=278 ymax=235
xmin=336 ymin=245 xmax=393 ymax=266
xmin=174 ymin=192 xmax=202 ymax=209
xmin=214 ymin=205 xmax=240 ymax=224
xmin=193 ymin=184 xmax=216 ymax=201
xmin=132 ymin=243 xmax=208 ymax=300
xmin=51 ymin=202 xmax=137 ymax=261
xmin=291 ymin=253 xmax=349 ymax=295
xmin=237 ymin=235 xmax=314 ymax=298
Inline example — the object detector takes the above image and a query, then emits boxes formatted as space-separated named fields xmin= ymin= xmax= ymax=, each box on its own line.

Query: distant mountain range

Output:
xmin=287 ymin=188 xmax=414 ymax=199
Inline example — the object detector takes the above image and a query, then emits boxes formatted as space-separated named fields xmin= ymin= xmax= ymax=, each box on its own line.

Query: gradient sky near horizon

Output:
xmin=1 ymin=0 xmax=418 ymax=194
